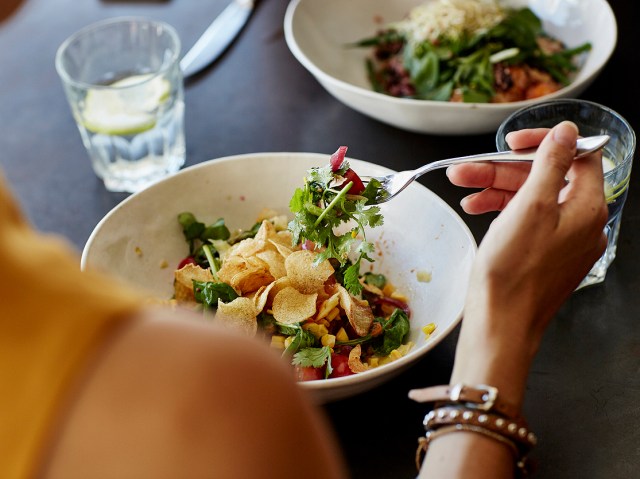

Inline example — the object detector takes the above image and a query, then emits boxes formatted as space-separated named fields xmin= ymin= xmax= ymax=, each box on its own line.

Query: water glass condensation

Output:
xmin=55 ymin=17 xmax=186 ymax=193
xmin=496 ymin=99 xmax=636 ymax=289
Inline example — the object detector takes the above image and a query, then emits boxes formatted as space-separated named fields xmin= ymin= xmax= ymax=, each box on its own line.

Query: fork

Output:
xmin=361 ymin=135 xmax=610 ymax=204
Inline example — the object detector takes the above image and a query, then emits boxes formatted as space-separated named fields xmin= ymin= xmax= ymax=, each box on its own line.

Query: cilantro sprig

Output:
xmin=288 ymin=157 xmax=385 ymax=296
xmin=292 ymin=346 xmax=333 ymax=379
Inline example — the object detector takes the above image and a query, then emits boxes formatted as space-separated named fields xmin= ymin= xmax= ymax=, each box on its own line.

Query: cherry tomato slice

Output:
xmin=177 ymin=256 xmax=197 ymax=269
xmin=329 ymin=352 xmax=355 ymax=379
xmin=343 ymin=168 xmax=365 ymax=195
xmin=295 ymin=365 xmax=324 ymax=381
xmin=330 ymin=146 xmax=348 ymax=172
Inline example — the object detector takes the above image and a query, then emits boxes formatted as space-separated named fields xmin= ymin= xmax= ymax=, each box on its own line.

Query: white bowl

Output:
xmin=284 ymin=0 xmax=617 ymax=135
xmin=81 ymin=153 xmax=477 ymax=403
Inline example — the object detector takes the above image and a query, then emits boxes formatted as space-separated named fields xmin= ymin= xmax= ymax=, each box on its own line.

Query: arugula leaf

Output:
xmin=178 ymin=212 xmax=232 ymax=264
xmin=364 ymin=272 xmax=387 ymax=289
xmin=375 ymin=309 xmax=410 ymax=356
xmin=334 ymin=308 xmax=410 ymax=355
xmin=229 ymin=221 xmax=261 ymax=244
xmin=192 ymin=280 xmax=239 ymax=308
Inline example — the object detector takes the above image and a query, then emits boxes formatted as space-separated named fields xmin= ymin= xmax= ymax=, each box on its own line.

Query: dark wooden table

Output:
xmin=1 ymin=1 xmax=638 ymax=477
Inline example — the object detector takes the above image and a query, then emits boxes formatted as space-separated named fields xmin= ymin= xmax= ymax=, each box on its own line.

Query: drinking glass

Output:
xmin=496 ymin=99 xmax=636 ymax=289
xmin=55 ymin=17 xmax=185 ymax=193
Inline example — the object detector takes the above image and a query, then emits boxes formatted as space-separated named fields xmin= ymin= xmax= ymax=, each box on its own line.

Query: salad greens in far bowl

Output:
xmin=284 ymin=0 xmax=616 ymax=134
xmin=353 ymin=0 xmax=591 ymax=103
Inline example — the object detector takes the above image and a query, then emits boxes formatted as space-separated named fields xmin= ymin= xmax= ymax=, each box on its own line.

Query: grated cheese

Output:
xmin=393 ymin=0 xmax=507 ymax=44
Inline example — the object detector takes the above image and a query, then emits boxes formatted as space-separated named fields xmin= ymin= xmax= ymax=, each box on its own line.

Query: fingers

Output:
xmin=449 ymin=127 xmax=564 ymax=192
xmin=504 ymin=128 xmax=550 ymax=150
xmin=448 ymin=122 xmax=601 ymax=217
xmin=447 ymin=162 xmax=531 ymax=190
xmin=460 ymin=188 xmax=517 ymax=214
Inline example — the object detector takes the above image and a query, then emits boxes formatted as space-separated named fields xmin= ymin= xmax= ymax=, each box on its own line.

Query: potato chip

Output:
xmin=216 ymin=297 xmax=258 ymax=336
xmin=174 ymin=264 xmax=214 ymax=303
xmin=360 ymin=279 xmax=384 ymax=297
xmin=272 ymin=286 xmax=318 ymax=324
xmin=253 ymin=219 xmax=276 ymax=244
xmin=270 ymin=240 xmax=293 ymax=259
xmin=217 ymin=255 xmax=274 ymax=295
xmin=251 ymin=282 xmax=276 ymax=313
xmin=227 ymin=235 xmax=264 ymax=259
xmin=267 ymin=277 xmax=292 ymax=304
xmin=256 ymin=249 xmax=287 ymax=279
xmin=273 ymin=230 xmax=293 ymax=247
xmin=255 ymin=208 xmax=280 ymax=223
xmin=337 ymin=285 xmax=374 ymax=337
xmin=285 ymin=250 xmax=334 ymax=294
xmin=348 ymin=344 xmax=369 ymax=373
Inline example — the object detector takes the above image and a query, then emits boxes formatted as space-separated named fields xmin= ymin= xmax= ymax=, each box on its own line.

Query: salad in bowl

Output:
xmin=81 ymin=149 xmax=476 ymax=402
xmin=171 ymin=147 xmax=422 ymax=381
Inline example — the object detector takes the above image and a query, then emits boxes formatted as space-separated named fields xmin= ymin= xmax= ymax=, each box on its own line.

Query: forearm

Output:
xmin=418 ymin=431 xmax=516 ymax=479
xmin=417 ymin=287 xmax=541 ymax=479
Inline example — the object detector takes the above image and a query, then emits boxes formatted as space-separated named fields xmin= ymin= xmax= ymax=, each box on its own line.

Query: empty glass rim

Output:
xmin=55 ymin=16 xmax=181 ymax=90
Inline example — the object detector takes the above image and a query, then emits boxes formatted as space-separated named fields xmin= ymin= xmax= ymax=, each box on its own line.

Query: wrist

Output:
xmin=451 ymin=300 xmax=543 ymax=411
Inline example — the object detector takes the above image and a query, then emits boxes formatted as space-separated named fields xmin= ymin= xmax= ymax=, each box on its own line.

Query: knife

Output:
xmin=180 ymin=0 xmax=255 ymax=79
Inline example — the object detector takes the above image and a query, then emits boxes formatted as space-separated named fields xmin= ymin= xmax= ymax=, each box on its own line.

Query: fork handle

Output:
xmin=417 ymin=134 xmax=609 ymax=175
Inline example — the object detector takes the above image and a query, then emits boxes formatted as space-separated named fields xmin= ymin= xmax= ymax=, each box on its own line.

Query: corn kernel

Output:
xmin=302 ymin=323 xmax=318 ymax=334
xmin=316 ymin=324 xmax=329 ymax=337
xmin=378 ymin=356 xmax=392 ymax=366
xmin=367 ymin=357 xmax=379 ymax=368
xmin=318 ymin=319 xmax=330 ymax=329
xmin=270 ymin=335 xmax=285 ymax=350
xmin=335 ymin=327 xmax=349 ymax=342
xmin=304 ymin=322 xmax=328 ymax=339
xmin=389 ymin=349 xmax=403 ymax=361
xmin=398 ymin=342 xmax=414 ymax=356
xmin=317 ymin=293 xmax=340 ymax=319
xmin=321 ymin=334 xmax=336 ymax=348
xmin=382 ymin=284 xmax=395 ymax=296
xmin=326 ymin=307 xmax=340 ymax=321
xmin=390 ymin=291 xmax=408 ymax=302
xmin=422 ymin=323 xmax=436 ymax=337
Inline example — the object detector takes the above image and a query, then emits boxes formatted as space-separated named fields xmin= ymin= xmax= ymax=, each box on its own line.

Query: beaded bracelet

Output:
xmin=424 ymin=405 xmax=537 ymax=454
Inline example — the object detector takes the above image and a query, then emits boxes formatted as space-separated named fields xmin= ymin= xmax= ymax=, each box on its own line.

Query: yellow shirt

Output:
xmin=0 ymin=173 xmax=142 ymax=478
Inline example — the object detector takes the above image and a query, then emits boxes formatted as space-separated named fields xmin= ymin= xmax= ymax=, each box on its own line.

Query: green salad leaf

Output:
xmin=192 ymin=280 xmax=239 ymax=308
xmin=292 ymin=346 xmax=333 ymax=379
xmin=288 ymin=156 xmax=385 ymax=296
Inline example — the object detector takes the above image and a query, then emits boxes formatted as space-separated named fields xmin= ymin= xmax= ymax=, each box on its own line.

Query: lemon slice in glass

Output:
xmin=602 ymin=155 xmax=621 ymax=204
xmin=81 ymin=74 xmax=170 ymax=135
